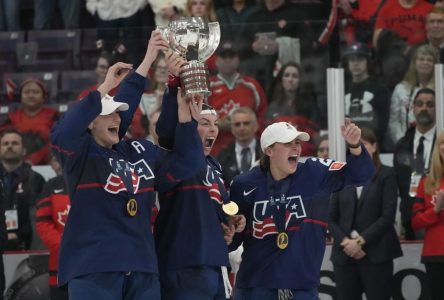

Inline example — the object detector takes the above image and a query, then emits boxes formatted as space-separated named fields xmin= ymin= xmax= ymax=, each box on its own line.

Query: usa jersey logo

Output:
xmin=252 ymin=196 xmax=306 ymax=239
xmin=104 ymin=159 xmax=154 ymax=194
xmin=202 ymin=165 xmax=224 ymax=204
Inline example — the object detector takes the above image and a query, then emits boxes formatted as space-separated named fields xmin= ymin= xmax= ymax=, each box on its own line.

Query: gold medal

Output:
xmin=222 ymin=201 xmax=239 ymax=216
xmin=126 ymin=198 xmax=138 ymax=217
xmin=276 ymin=232 xmax=289 ymax=250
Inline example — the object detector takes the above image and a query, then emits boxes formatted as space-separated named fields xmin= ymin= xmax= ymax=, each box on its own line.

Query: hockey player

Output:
xmin=229 ymin=119 xmax=374 ymax=300
xmin=154 ymin=84 xmax=246 ymax=299
xmin=50 ymin=31 xmax=205 ymax=300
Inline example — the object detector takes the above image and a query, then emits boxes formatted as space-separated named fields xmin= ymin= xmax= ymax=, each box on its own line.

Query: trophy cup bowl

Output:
xmin=158 ymin=17 xmax=220 ymax=96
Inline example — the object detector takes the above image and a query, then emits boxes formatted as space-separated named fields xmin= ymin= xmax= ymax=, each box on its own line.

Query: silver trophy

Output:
xmin=158 ymin=17 xmax=220 ymax=96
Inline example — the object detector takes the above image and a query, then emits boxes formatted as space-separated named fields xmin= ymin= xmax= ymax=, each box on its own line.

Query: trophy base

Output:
xmin=180 ymin=60 xmax=211 ymax=96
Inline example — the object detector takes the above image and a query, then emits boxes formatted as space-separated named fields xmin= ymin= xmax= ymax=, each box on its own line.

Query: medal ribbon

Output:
xmin=266 ymin=172 xmax=291 ymax=234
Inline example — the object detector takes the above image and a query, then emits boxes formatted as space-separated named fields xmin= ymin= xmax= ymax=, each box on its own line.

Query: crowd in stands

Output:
xmin=0 ymin=0 xmax=444 ymax=298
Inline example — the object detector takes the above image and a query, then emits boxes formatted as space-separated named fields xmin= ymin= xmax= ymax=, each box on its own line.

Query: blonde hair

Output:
xmin=403 ymin=44 xmax=438 ymax=89
xmin=425 ymin=130 xmax=444 ymax=194
xmin=185 ymin=0 xmax=217 ymax=22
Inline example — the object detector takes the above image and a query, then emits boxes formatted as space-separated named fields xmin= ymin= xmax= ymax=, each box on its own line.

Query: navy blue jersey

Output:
xmin=229 ymin=151 xmax=374 ymax=289
xmin=51 ymin=73 xmax=204 ymax=286
xmin=154 ymin=87 xmax=231 ymax=272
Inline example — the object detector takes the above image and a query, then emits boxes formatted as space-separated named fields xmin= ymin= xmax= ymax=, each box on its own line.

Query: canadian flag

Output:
xmin=5 ymin=78 xmax=17 ymax=102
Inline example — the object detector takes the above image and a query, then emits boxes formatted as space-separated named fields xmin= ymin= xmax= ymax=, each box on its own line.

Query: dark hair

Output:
xmin=270 ymin=62 xmax=317 ymax=117
xmin=19 ymin=78 xmax=48 ymax=100
xmin=98 ymin=50 xmax=114 ymax=66
xmin=0 ymin=128 xmax=23 ymax=142
xmin=360 ymin=127 xmax=381 ymax=179
xmin=315 ymin=134 xmax=329 ymax=153
xmin=414 ymin=87 xmax=435 ymax=101
xmin=342 ymin=50 xmax=374 ymax=78
xmin=259 ymin=154 xmax=270 ymax=171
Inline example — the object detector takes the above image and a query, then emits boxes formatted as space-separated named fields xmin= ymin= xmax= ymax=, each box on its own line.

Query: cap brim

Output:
xmin=100 ymin=100 xmax=129 ymax=116
xmin=296 ymin=132 xmax=310 ymax=142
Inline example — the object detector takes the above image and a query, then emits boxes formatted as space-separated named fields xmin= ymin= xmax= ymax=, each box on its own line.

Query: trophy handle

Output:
xmin=198 ymin=22 xmax=220 ymax=61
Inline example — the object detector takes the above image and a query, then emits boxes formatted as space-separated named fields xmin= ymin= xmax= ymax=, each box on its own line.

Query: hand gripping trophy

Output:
xmin=158 ymin=17 xmax=220 ymax=96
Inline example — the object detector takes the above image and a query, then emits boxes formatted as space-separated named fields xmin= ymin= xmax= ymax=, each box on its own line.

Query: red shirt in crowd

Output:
xmin=208 ymin=73 xmax=267 ymax=156
xmin=0 ymin=107 xmax=58 ymax=165
xmin=375 ymin=0 xmax=434 ymax=46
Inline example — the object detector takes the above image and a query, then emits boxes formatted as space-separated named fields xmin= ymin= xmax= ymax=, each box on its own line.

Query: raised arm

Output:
xmin=341 ymin=118 xmax=375 ymax=185
xmin=341 ymin=117 xmax=362 ymax=156
xmin=156 ymin=51 xmax=189 ymax=149
xmin=51 ymin=63 xmax=131 ymax=165
xmin=155 ymin=89 xmax=205 ymax=192
xmin=117 ymin=30 xmax=169 ymax=137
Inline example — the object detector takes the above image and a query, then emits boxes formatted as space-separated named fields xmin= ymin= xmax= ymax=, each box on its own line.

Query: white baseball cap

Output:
xmin=100 ymin=94 xmax=129 ymax=116
xmin=260 ymin=122 xmax=310 ymax=151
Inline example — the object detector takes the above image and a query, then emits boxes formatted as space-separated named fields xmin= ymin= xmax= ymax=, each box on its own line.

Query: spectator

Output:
xmin=0 ymin=78 xmax=59 ymax=165
xmin=373 ymin=0 xmax=434 ymax=48
xmin=373 ymin=28 xmax=411 ymax=95
xmin=208 ymin=40 xmax=267 ymax=156
xmin=77 ymin=51 xmax=115 ymax=101
xmin=342 ymin=42 xmax=390 ymax=151
xmin=425 ymin=6 xmax=444 ymax=62
xmin=266 ymin=62 xmax=321 ymax=156
xmin=316 ymin=134 xmax=329 ymax=159
xmin=36 ymin=153 xmax=70 ymax=300
xmin=0 ymin=128 xmax=45 ymax=250
xmin=387 ymin=44 xmax=438 ymax=148
xmin=217 ymin=107 xmax=261 ymax=186
xmin=130 ymin=53 xmax=168 ymax=139
xmin=184 ymin=0 xmax=217 ymax=21
xmin=290 ymin=0 xmax=339 ymax=47
xmin=243 ymin=0 xmax=311 ymax=93
xmin=33 ymin=0 xmax=80 ymax=29
xmin=411 ymin=129 xmax=444 ymax=300
xmin=85 ymin=0 xmax=151 ymax=64
xmin=394 ymin=87 xmax=437 ymax=240
xmin=148 ymin=0 xmax=186 ymax=26
xmin=216 ymin=0 xmax=260 ymax=57
xmin=229 ymin=120 xmax=374 ymax=299
xmin=339 ymin=0 xmax=385 ymax=45
xmin=329 ymin=127 xmax=403 ymax=300
xmin=0 ymin=0 xmax=20 ymax=31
